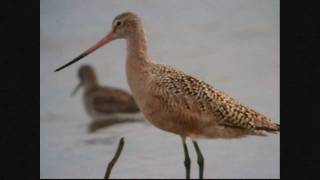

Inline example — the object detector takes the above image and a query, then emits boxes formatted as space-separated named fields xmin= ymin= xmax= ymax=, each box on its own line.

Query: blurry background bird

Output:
xmin=72 ymin=64 xmax=142 ymax=132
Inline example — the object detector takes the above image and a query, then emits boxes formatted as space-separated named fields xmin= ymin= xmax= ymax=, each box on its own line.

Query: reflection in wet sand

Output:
xmin=88 ymin=117 xmax=146 ymax=133
xmin=84 ymin=136 xmax=116 ymax=145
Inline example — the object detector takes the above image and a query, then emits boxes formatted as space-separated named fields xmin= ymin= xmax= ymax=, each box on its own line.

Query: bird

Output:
xmin=55 ymin=12 xmax=280 ymax=179
xmin=71 ymin=64 xmax=140 ymax=122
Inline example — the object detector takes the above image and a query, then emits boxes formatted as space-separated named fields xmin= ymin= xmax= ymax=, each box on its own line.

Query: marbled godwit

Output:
xmin=72 ymin=64 xmax=139 ymax=121
xmin=55 ymin=12 xmax=280 ymax=179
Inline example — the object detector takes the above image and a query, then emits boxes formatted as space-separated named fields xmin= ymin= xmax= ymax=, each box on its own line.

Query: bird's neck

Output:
xmin=126 ymin=28 xmax=152 ymax=69
xmin=125 ymin=29 xmax=153 ymax=101
xmin=83 ymin=78 xmax=99 ymax=91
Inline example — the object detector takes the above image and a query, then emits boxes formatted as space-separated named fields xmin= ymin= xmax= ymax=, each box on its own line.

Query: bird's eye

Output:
xmin=116 ymin=21 xmax=121 ymax=26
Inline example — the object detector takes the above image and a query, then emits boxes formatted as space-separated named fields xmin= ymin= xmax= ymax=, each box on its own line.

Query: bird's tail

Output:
xmin=255 ymin=123 xmax=280 ymax=133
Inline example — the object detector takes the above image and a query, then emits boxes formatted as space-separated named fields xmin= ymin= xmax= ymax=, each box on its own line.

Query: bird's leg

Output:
xmin=181 ymin=136 xmax=191 ymax=179
xmin=192 ymin=140 xmax=204 ymax=179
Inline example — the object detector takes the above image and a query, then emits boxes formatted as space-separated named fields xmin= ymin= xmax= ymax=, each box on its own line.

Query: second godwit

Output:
xmin=55 ymin=12 xmax=280 ymax=178
xmin=72 ymin=64 xmax=140 ymax=121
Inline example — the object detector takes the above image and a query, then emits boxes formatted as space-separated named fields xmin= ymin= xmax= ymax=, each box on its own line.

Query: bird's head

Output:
xmin=71 ymin=64 xmax=97 ymax=96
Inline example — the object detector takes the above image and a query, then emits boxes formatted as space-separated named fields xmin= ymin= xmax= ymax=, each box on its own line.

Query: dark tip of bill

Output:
xmin=54 ymin=53 xmax=87 ymax=72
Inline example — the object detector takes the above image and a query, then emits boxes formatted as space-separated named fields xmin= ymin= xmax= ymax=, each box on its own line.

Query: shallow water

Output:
xmin=40 ymin=0 xmax=279 ymax=178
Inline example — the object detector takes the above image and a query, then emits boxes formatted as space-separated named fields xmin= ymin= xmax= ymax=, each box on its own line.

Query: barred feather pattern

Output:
xmin=151 ymin=64 xmax=279 ymax=133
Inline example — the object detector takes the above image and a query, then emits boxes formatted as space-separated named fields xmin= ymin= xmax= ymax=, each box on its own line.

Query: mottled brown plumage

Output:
xmin=151 ymin=64 xmax=279 ymax=137
xmin=72 ymin=64 xmax=139 ymax=121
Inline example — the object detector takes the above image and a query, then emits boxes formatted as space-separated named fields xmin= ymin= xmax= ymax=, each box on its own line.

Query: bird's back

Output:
xmin=84 ymin=85 xmax=140 ymax=120
xmin=142 ymin=64 xmax=279 ymax=138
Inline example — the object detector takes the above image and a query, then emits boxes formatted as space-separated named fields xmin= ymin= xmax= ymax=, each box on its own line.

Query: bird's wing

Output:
xmin=151 ymin=64 xmax=279 ymax=132
xmin=92 ymin=88 xmax=139 ymax=114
